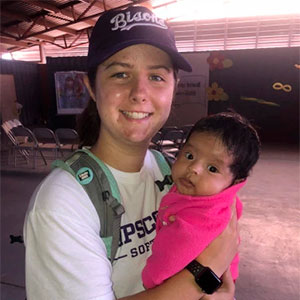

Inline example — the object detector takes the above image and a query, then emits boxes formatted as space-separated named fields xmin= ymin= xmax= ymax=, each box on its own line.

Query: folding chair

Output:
xmin=11 ymin=126 xmax=47 ymax=168
xmin=160 ymin=126 xmax=178 ymax=140
xmin=161 ymin=129 xmax=185 ymax=156
xmin=150 ymin=131 xmax=162 ymax=151
xmin=1 ymin=119 xmax=28 ymax=163
xmin=55 ymin=128 xmax=79 ymax=153
xmin=180 ymin=124 xmax=194 ymax=143
xmin=33 ymin=127 xmax=63 ymax=159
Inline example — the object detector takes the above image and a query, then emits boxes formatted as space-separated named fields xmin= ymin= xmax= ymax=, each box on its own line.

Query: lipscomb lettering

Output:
xmin=115 ymin=211 xmax=158 ymax=260
xmin=110 ymin=11 xmax=168 ymax=31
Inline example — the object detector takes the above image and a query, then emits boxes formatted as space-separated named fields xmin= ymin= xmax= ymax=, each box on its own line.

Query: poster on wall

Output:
xmin=54 ymin=71 xmax=90 ymax=115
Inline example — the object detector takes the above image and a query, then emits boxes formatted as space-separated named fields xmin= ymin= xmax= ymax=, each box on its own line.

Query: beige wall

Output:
xmin=0 ymin=74 xmax=19 ymax=122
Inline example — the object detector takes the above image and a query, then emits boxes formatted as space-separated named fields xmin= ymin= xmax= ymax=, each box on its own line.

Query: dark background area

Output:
xmin=1 ymin=47 xmax=299 ymax=145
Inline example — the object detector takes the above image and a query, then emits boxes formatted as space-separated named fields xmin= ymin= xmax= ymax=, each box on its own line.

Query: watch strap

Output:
xmin=185 ymin=260 xmax=222 ymax=294
xmin=186 ymin=260 xmax=206 ymax=276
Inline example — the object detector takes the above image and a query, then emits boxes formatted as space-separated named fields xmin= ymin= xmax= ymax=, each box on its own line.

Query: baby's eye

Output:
xmin=150 ymin=75 xmax=164 ymax=82
xmin=112 ymin=72 xmax=128 ymax=79
xmin=208 ymin=165 xmax=218 ymax=173
xmin=184 ymin=152 xmax=194 ymax=160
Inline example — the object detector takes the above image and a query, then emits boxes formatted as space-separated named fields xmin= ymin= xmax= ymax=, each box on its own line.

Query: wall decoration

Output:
xmin=272 ymin=82 xmax=292 ymax=92
xmin=206 ymin=82 xmax=229 ymax=101
xmin=241 ymin=96 xmax=280 ymax=107
xmin=54 ymin=71 xmax=90 ymax=115
xmin=207 ymin=52 xmax=233 ymax=70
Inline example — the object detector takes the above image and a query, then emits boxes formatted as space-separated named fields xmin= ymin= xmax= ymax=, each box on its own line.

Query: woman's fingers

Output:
xmin=219 ymin=268 xmax=235 ymax=294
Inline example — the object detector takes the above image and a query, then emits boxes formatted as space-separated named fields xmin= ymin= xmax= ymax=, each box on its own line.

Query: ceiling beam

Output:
xmin=79 ymin=0 xmax=111 ymax=10
xmin=21 ymin=0 xmax=94 ymax=26
xmin=1 ymin=27 xmax=56 ymax=43
xmin=31 ymin=15 xmax=78 ymax=36
xmin=2 ymin=8 xmax=77 ymax=36
xmin=0 ymin=37 xmax=33 ymax=47
xmin=20 ymin=0 xmax=60 ymax=13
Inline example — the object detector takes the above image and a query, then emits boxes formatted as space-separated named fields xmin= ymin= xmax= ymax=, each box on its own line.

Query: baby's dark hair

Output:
xmin=186 ymin=112 xmax=260 ymax=181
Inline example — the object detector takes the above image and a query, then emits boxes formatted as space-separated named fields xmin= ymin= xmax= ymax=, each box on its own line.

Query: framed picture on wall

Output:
xmin=54 ymin=71 xmax=90 ymax=115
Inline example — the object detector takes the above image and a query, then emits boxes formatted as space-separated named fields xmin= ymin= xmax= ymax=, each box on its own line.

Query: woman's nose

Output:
xmin=130 ymin=77 xmax=148 ymax=103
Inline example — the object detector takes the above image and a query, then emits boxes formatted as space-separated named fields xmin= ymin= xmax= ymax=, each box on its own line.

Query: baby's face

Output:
xmin=172 ymin=131 xmax=235 ymax=196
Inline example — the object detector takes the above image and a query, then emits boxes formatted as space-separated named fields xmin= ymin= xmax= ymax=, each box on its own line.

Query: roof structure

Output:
xmin=0 ymin=0 xmax=167 ymax=61
xmin=1 ymin=0 xmax=299 ymax=63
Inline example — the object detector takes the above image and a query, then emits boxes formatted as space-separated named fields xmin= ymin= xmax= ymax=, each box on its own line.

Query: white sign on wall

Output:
xmin=174 ymin=75 xmax=206 ymax=105
xmin=165 ymin=52 xmax=210 ymax=126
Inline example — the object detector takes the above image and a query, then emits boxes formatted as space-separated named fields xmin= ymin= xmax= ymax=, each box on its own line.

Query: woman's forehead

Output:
xmin=101 ymin=44 xmax=174 ymax=68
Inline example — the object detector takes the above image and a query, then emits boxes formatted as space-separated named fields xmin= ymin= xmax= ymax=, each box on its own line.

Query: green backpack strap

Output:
xmin=52 ymin=149 xmax=173 ymax=263
xmin=150 ymin=149 xmax=174 ymax=192
xmin=52 ymin=149 xmax=124 ymax=263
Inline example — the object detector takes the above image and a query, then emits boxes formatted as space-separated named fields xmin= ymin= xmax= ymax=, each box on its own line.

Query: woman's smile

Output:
xmin=120 ymin=110 xmax=153 ymax=120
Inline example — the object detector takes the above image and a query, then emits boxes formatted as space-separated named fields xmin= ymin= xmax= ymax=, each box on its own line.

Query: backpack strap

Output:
xmin=52 ymin=149 xmax=173 ymax=263
xmin=52 ymin=149 xmax=124 ymax=263
xmin=150 ymin=149 xmax=174 ymax=191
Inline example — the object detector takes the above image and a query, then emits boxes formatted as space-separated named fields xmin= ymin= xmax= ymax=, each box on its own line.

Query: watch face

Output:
xmin=195 ymin=268 xmax=222 ymax=294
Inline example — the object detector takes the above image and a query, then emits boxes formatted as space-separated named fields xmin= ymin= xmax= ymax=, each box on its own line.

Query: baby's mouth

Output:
xmin=120 ymin=110 xmax=152 ymax=120
xmin=178 ymin=178 xmax=194 ymax=188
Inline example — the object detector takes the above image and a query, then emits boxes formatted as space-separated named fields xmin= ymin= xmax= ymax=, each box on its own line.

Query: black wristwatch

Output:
xmin=185 ymin=260 xmax=222 ymax=294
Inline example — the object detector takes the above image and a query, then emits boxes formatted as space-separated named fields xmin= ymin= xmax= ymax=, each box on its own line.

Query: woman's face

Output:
xmin=94 ymin=44 xmax=176 ymax=147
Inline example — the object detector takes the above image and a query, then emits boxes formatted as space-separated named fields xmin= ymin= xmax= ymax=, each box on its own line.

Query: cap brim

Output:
xmin=88 ymin=39 xmax=192 ymax=72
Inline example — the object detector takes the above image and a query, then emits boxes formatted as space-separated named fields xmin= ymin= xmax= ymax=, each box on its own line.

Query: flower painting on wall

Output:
xmin=206 ymin=82 xmax=229 ymax=101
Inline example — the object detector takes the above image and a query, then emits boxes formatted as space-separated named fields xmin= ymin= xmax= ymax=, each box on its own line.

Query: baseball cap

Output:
xmin=87 ymin=6 xmax=192 ymax=72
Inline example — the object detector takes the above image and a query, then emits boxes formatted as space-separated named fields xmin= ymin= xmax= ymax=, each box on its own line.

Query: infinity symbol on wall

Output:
xmin=272 ymin=82 xmax=292 ymax=92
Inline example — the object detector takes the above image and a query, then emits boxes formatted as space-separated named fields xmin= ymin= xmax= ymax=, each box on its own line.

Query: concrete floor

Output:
xmin=1 ymin=144 xmax=299 ymax=300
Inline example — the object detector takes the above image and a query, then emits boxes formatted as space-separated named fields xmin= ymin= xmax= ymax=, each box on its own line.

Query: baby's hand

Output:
xmin=168 ymin=215 xmax=176 ymax=222
xmin=158 ymin=206 xmax=176 ymax=225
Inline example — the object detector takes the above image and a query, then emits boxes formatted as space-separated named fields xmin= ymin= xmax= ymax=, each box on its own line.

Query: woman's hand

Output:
xmin=201 ymin=269 xmax=235 ymax=300
xmin=196 ymin=197 xmax=239 ymax=277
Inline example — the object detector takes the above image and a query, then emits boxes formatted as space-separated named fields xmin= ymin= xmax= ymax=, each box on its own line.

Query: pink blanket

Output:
xmin=142 ymin=181 xmax=245 ymax=289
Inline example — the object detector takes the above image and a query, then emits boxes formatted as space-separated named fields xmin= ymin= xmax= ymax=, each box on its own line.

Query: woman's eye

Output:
xmin=184 ymin=152 xmax=194 ymax=160
xmin=208 ymin=165 xmax=218 ymax=173
xmin=150 ymin=75 xmax=164 ymax=82
xmin=112 ymin=72 xmax=127 ymax=79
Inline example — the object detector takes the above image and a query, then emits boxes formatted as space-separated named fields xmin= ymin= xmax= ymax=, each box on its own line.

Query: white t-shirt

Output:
xmin=24 ymin=150 xmax=169 ymax=300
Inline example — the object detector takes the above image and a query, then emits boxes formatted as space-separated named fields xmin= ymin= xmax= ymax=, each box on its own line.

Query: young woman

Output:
xmin=24 ymin=6 xmax=238 ymax=300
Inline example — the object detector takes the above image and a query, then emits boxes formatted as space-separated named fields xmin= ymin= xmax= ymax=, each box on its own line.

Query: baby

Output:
xmin=142 ymin=111 xmax=260 ymax=288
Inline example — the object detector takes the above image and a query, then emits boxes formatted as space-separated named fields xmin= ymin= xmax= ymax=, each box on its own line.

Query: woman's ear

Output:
xmin=83 ymin=75 xmax=96 ymax=102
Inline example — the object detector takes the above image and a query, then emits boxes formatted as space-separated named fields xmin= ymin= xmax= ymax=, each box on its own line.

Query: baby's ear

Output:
xmin=233 ymin=178 xmax=246 ymax=185
xmin=83 ymin=75 xmax=96 ymax=102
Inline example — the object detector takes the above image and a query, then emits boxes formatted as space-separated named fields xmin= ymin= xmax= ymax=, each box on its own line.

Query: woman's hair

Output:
xmin=76 ymin=67 xmax=99 ymax=148
xmin=186 ymin=111 xmax=261 ymax=181
xmin=76 ymin=67 xmax=178 ymax=148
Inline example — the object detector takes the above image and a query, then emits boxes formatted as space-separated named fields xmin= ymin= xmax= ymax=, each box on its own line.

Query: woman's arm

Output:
xmin=196 ymin=198 xmax=239 ymax=277
xmin=121 ymin=200 xmax=238 ymax=300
